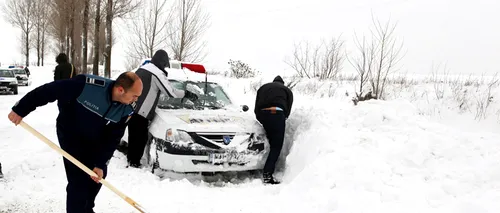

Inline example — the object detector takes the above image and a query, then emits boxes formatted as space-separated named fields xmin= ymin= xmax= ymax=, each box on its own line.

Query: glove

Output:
xmin=184 ymin=90 xmax=199 ymax=102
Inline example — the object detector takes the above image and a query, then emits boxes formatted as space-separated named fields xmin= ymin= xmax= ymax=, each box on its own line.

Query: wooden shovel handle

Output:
xmin=19 ymin=121 xmax=148 ymax=213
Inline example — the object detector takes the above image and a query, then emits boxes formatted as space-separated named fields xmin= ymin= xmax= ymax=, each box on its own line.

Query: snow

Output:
xmin=2 ymin=66 xmax=500 ymax=213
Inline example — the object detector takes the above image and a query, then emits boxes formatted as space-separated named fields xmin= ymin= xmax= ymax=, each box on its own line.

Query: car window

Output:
xmin=0 ymin=70 xmax=15 ymax=77
xmin=158 ymin=80 xmax=232 ymax=110
xmin=13 ymin=69 xmax=26 ymax=74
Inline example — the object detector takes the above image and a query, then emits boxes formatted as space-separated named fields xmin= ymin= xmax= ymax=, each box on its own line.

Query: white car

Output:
xmin=0 ymin=69 xmax=19 ymax=94
xmin=120 ymin=60 xmax=269 ymax=173
xmin=11 ymin=68 xmax=31 ymax=86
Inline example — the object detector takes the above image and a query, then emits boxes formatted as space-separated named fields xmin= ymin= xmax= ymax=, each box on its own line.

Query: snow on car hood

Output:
xmin=149 ymin=108 xmax=264 ymax=137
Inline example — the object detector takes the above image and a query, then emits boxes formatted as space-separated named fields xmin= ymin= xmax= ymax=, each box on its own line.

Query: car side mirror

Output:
xmin=242 ymin=105 xmax=249 ymax=112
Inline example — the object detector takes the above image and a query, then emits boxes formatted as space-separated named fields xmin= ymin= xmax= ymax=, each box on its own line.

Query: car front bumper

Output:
xmin=154 ymin=138 xmax=267 ymax=172
xmin=0 ymin=85 xmax=16 ymax=92
xmin=17 ymin=80 xmax=29 ymax=85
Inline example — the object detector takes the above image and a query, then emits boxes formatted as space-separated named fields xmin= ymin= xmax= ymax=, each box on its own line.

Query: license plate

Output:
xmin=208 ymin=152 xmax=248 ymax=164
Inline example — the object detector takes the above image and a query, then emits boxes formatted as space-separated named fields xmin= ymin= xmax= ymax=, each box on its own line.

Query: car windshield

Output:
xmin=158 ymin=80 xmax=232 ymax=110
xmin=12 ymin=69 xmax=26 ymax=75
xmin=0 ymin=70 xmax=14 ymax=77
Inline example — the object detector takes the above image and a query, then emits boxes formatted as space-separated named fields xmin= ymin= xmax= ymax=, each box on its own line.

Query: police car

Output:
xmin=9 ymin=66 xmax=31 ymax=86
xmin=120 ymin=59 xmax=269 ymax=173
xmin=0 ymin=69 xmax=18 ymax=94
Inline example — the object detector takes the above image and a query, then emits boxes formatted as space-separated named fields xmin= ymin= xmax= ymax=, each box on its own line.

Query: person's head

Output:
xmin=56 ymin=53 xmax=68 ymax=64
xmin=151 ymin=49 xmax=170 ymax=72
xmin=273 ymin=75 xmax=284 ymax=84
xmin=112 ymin=72 xmax=143 ymax=104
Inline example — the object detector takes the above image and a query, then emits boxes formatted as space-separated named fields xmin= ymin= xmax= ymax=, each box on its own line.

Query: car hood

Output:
xmin=150 ymin=108 xmax=264 ymax=136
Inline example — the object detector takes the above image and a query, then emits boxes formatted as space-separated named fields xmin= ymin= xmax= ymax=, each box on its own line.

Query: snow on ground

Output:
xmin=1 ymin=66 xmax=500 ymax=213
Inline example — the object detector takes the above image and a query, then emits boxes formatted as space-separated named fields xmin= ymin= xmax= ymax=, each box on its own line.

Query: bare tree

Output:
xmin=126 ymin=0 xmax=168 ymax=61
xmin=3 ymin=0 xmax=35 ymax=67
xmin=104 ymin=0 xmax=113 ymax=77
xmin=112 ymin=0 xmax=141 ymax=19
xmin=102 ymin=0 xmax=140 ymax=77
xmin=92 ymin=0 xmax=102 ymax=75
xmin=48 ymin=0 xmax=67 ymax=56
xmin=285 ymin=36 xmax=345 ymax=80
xmin=348 ymin=32 xmax=376 ymax=101
xmin=285 ymin=41 xmax=313 ymax=78
xmin=82 ymin=0 xmax=90 ymax=73
xmin=318 ymin=37 xmax=345 ymax=79
xmin=227 ymin=59 xmax=257 ymax=78
xmin=368 ymin=16 xmax=405 ymax=99
xmin=31 ymin=0 xmax=49 ymax=66
xmin=167 ymin=0 xmax=210 ymax=62
xmin=349 ymin=15 xmax=404 ymax=102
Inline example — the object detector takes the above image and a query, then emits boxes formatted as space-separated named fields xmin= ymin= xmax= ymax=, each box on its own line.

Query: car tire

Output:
xmin=12 ymin=86 xmax=18 ymax=95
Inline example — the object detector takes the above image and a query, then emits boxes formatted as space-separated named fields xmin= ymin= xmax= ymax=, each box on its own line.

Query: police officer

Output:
xmin=8 ymin=72 xmax=143 ymax=213
xmin=254 ymin=75 xmax=293 ymax=184
xmin=126 ymin=49 xmax=198 ymax=168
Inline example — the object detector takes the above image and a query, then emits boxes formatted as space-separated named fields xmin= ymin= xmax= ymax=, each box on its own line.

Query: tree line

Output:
xmin=2 ymin=0 xmax=210 ymax=78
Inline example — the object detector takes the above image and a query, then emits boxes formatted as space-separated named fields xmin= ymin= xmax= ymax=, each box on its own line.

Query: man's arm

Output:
xmin=94 ymin=114 xmax=131 ymax=169
xmin=152 ymin=74 xmax=185 ymax=98
xmin=11 ymin=75 xmax=86 ymax=118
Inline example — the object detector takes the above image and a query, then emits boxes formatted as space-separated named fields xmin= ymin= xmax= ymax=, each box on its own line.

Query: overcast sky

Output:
xmin=1 ymin=0 xmax=498 ymax=76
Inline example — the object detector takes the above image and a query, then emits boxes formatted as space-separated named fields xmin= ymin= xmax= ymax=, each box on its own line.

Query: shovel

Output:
xmin=19 ymin=121 xmax=148 ymax=213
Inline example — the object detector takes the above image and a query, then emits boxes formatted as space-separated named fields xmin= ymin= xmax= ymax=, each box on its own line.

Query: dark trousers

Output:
xmin=256 ymin=109 xmax=286 ymax=174
xmin=57 ymin=128 xmax=107 ymax=213
xmin=126 ymin=114 xmax=150 ymax=165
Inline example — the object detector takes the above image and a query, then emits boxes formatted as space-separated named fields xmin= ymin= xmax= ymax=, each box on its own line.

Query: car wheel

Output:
xmin=13 ymin=86 xmax=18 ymax=95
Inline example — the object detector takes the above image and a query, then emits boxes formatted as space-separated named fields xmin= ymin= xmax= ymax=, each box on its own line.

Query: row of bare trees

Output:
xmin=285 ymin=16 xmax=405 ymax=100
xmin=125 ymin=0 xmax=209 ymax=67
xmin=2 ymin=0 xmax=139 ymax=77
xmin=2 ymin=0 xmax=209 ymax=77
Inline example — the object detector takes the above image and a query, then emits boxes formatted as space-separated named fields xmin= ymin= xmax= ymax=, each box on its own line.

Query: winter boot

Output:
xmin=0 ymin=163 xmax=3 ymax=178
xmin=263 ymin=172 xmax=280 ymax=184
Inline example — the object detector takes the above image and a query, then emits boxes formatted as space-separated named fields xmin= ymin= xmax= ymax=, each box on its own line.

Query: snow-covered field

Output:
xmin=1 ymin=66 xmax=500 ymax=213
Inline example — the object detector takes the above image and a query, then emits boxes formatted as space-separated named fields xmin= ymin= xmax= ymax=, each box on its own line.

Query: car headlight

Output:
xmin=247 ymin=133 xmax=266 ymax=151
xmin=166 ymin=129 xmax=194 ymax=143
xmin=249 ymin=133 xmax=266 ymax=143
xmin=10 ymin=81 xmax=17 ymax=85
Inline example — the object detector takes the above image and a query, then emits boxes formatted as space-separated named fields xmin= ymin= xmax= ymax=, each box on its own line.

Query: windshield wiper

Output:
xmin=158 ymin=105 xmax=181 ymax=109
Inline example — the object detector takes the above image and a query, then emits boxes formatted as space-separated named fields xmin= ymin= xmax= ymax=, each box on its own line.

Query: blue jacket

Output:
xmin=12 ymin=74 xmax=135 ymax=169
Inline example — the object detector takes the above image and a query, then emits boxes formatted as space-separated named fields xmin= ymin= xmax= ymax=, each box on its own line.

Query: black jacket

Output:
xmin=54 ymin=62 xmax=74 ymax=81
xmin=254 ymin=76 xmax=294 ymax=118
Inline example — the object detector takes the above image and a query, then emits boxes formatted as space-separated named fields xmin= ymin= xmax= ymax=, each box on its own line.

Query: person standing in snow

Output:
xmin=0 ymin=162 xmax=3 ymax=178
xmin=126 ymin=49 xmax=199 ymax=168
xmin=254 ymin=75 xmax=293 ymax=184
xmin=54 ymin=53 xmax=75 ymax=81
xmin=7 ymin=72 xmax=143 ymax=213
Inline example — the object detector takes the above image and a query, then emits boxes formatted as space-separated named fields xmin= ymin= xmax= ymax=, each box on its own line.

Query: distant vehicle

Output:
xmin=119 ymin=59 xmax=269 ymax=174
xmin=10 ymin=68 xmax=31 ymax=86
xmin=0 ymin=69 xmax=18 ymax=94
